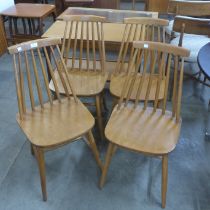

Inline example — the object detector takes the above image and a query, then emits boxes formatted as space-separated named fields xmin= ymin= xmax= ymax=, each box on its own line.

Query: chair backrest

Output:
xmin=8 ymin=38 xmax=77 ymax=120
xmin=61 ymin=15 xmax=106 ymax=73
xmin=173 ymin=16 xmax=210 ymax=46
xmin=117 ymin=41 xmax=190 ymax=123
xmin=167 ymin=0 xmax=210 ymax=17
xmin=114 ymin=17 xmax=169 ymax=74
xmin=145 ymin=0 xmax=169 ymax=14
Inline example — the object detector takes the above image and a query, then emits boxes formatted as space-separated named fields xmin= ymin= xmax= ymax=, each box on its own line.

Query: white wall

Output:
xmin=0 ymin=0 xmax=14 ymax=12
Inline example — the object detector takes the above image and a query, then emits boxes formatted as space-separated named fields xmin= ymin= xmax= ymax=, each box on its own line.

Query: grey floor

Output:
xmin=0 ymin=2 xmax=210 ymax=210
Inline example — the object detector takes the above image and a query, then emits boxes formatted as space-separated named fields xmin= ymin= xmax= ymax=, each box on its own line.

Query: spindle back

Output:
xmin=61 ymin=15 xmax=106 ymax=73
xmin=117 ymin=41 xmax=190 ymax=123
xmin=8 ymin=38 xmax=77 ymax=120
xmin=114 ymin=17 xmax=169 ymax=74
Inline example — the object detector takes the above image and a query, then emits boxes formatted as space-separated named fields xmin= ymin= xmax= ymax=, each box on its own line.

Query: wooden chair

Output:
xmin=145 ymin=0 xmax=169 ymax=14
xmin=171 ymin=16 xmax=210 ymax=79
xmin=8 ymin=37 xmax=102 ymax=201
xmin=99 ymin=41 xmax=190 ymax=208
xmin=49 ymin=15 xmax=108 ymax=140
xmin=110 ymin=17 xmax=169 ymax=108
xmin=166 ymin=0 xmax=210 ymax=37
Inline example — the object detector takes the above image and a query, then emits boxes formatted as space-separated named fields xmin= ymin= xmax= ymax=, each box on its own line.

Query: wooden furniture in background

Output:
xmin=171 ymin=16 xmax=210 ymax=76
xmin=14 ymin=0 xmax=49 ymax=3
xmin=166 ymin=0 xmax=210 ymax=37
xmin=99 ymin=41 xmax=190 ymax=208
xmin=64 ymin=0 xmax=94 ymax=9
xmin=145 ymin=0 xmax=169 ymax=14
xmin=0 ymin=3 xmax=56 ymax=44
xmin=110 ymin=17 xmax=169 ymax=108
xmin=49 ymin=15 xmax=108 ymax=140
xmin=55 ymin=0 xmax=120 ymax=15
xmin=8 ymin=37 xmax=102 ymax=201
xmin=0 ymin=17 xmax=7 ymax=56
xmin=57 ymin=7 xmax=158 ymax=22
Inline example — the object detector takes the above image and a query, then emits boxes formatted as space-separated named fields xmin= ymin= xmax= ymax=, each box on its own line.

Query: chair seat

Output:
xmin=17 ymin=98 xmax=94 ymax=147
xmin=110 ymin=73 xmax=166 ymax=101
xmin=50 ymin=70 xmax=108 ymax=96
xmin=170 ymin=34 xmax=210 ymax=63
xmin=105 ymin=105 xmax=181 ymax=155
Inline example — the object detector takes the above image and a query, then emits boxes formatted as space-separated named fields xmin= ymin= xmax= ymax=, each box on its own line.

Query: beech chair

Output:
xmin=8 ymin=37 xmax=102 ymax=201
xmin=49 ymin=15 xmax=108 ymax=140
xmin=171 ymin=16 xmax=210 ymax=80
xmin=166 ymin=0 xmax=210 ymax=38
xmin=110 ymin=17 xmax=169 ymax=108
xmin=100 ymin=41 xmax=190 ymax=208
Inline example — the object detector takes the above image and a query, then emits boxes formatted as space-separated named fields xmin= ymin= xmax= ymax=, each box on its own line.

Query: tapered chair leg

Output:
xmin=30 ymin=143 xmax=34 ymax=156
xmin=86 ymin=130 xmax=103 ymax=170
xmin=33 ymin=146 xmax=47 ymax=201
xmin=111 ymin=97 xmax=118 ymax=111
xmin=99 ymin=142 xmax=115 ymax=188
xmin=96 ymin=94 xmax=104 ymax=140
xmin=162 ymin=154 xmax=168 ymax=208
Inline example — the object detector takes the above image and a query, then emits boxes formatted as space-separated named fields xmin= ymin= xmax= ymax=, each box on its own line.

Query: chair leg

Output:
xmin=162 ymin=154 xmax=168 ymax=208
xmin=33 ymin=146 xmax=47 ymax=201
xmin=86 ymin=130 xmax=103 ymax=170
xmin=96 ymin=94 xmax=104 ymax=140
xmin=111 ymin=97 xmax=118 ymax=111
xmin=101 ymin=92 xmax=108 ymax=112
xmin=30 ymin=143 xmax=34 ymax=156
xmin=99 ymin=142 xmax=115 ymax=189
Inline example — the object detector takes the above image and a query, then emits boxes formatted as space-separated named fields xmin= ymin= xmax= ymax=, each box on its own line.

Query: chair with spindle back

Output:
xmin=49 ymin=15 xmax=108 ymax=140
xmin=99 ymin=41 xmax=190 ymax=208
xmin=110 ymin=17 xmax=169 ymax=108
xmin=166 ymin=0 xmax=210 ymax=38
xmin=8 ymin=37 xmax=102 ymax=201
xmin=171 ymin=15 xmax=210 ymax=80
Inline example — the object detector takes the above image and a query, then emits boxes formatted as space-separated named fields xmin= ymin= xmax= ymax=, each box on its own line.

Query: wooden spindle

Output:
xmin=72 ymin=21 xmax=79 ymax=69
xmin=18 ymin=53 xmax=26 ymax=113
xmin=31 ymin=49 xmax=44 ymax=108
xmin=176 ymin=58 xmax=184 ymax=123
xmin=37 ymin=48 xmax=53 ymax=105
xmin=56 ymin=45 xmax=78 ymax=103
xmin=79 ymin=21 xmax=84 ymax=71
xmin=43 ymin=47 xmax=61 ymax=102
xmin=86 ymin=21 xmax=90 ymax=71
xmin=13 ymin=54 xmax=24 ymax=119
xmin=91 ymin=22 xmax=96 ymax=72
xmin=24 ymin=51 xmax=35 ymax=111
xmin=153 ymin=52 xmax=165 ymax=112
xmin=144 ymin=50 xmax=156 ymax=110
xmin=172 ymin=55 xmax=178 ymax=117
xmin=50 ymin=46 xmax=70 ymax=98
xmin=134 ymin=49 xmax=149 ymax=108
xmin=162 ymin=54 xmax=172 ymax=115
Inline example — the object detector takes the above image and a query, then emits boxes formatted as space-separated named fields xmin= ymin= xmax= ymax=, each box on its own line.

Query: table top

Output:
xmin=57 ymin=7 xmax=158 ymax=23
xmin=0 ymin=3 xmax=55 ymax=18
xmin=197 ymin=42 xmax=210 ymax=80
xmin=42 ymin=20 xmax=128 ymax=43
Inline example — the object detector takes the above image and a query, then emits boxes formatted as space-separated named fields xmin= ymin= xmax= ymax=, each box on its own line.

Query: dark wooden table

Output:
xmin=0 ymin=3 xmax=56 ymax=44
xmin=197 ymin=42 xmax=210 ymax=139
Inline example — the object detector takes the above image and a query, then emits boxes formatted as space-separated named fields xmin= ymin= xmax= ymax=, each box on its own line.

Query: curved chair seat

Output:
xmin=110 ymin=73 xmax=166 ymax=101
xmin=50 ymin=70 xmax=108 ymax=96
xmin=105 ymin=105 xmax=181 ymax=155
xmin=17 ymin=98 xmax=94 ymax=147
xmin=171 ymin=34 xmax=210 ymax=63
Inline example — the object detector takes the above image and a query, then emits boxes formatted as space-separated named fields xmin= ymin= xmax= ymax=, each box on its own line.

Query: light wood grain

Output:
xmin=9 ymin=38 xmax=102 ymax=201
xmin=100 ymin=41 xmax=190 ymax=208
